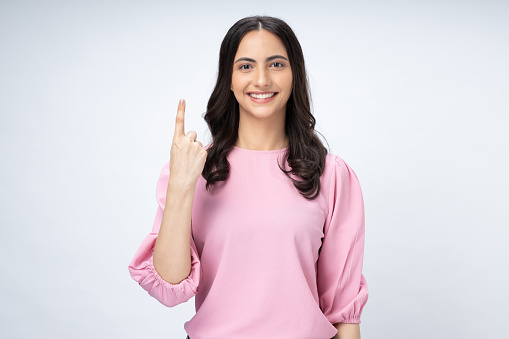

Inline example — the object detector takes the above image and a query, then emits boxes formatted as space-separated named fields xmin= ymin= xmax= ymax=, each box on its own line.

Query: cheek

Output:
xmin=283 ymin=77 xmax=293 ymax=96
xmin=280 ymin=72 xmax=293 ymax=91
xmin=231 ymin=74 xmax=246 ymax=92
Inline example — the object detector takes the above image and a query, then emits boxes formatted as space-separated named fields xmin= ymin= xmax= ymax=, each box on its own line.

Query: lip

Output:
xmin=247 ymin=92 xmax=278 ymax=104
xmin=247 ymin=91 xmax=277 ymax=94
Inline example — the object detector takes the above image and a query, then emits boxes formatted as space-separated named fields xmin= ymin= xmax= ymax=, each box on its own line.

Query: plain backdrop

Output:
xmin=1 ymin=0 xmax=508 ymax=338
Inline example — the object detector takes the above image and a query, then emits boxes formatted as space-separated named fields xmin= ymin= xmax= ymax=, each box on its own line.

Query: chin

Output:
xmin=246 ymin=109 xmax=284 ymax=119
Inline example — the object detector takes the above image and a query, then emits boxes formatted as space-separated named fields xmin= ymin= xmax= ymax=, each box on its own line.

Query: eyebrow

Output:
xmin=234 ymin=55 xmax=289 ymax=64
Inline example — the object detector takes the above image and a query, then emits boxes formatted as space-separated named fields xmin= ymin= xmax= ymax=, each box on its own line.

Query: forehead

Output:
xmin=235 ymin=29 xmax=288 ymax=58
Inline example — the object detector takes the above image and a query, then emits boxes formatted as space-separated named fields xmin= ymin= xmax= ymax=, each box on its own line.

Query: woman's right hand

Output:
xmin=168 ymin=99 xmax=208 ymax=188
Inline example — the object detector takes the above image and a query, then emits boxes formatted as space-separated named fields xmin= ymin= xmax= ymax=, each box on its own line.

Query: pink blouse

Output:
xmin=128 ymin=143 xmax=368 ymax=339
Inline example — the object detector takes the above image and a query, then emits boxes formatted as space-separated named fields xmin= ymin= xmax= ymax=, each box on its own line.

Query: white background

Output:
xmin=1 ymin=0 xmax=508 ymax=338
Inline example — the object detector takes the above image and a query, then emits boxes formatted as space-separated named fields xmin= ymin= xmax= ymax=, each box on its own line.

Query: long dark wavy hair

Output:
xmin=202 ymin=15 xmax=330 ymax=200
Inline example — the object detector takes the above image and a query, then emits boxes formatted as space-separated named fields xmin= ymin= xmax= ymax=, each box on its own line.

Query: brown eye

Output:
xmin=271 ymin=62 xmax=284 ymax=68
xmin=239 ymin=64 xmax=251 ymax=70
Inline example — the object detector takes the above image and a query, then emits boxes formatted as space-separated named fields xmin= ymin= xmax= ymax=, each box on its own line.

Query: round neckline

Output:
xmin=232 ymin=145 xmax=288 ymax=154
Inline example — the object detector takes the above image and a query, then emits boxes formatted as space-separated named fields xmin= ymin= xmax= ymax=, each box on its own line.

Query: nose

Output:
xmin=254 ymin=67 xmax=271 ymax=87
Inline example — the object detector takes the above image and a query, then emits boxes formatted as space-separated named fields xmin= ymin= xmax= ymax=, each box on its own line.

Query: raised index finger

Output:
xmin=174 ymin=99 xmax=186 ymax=139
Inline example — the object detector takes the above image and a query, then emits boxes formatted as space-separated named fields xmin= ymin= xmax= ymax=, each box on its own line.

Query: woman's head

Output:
xmin=203 ymin=16 xmax=329 ymax=200
xmin=204 ymin=15 xmax=310 ymax=140
xmin=230 ymin=28 xmax=293 ymax=125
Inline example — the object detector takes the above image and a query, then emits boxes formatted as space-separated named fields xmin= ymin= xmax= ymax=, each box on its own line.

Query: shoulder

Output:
xmin=320 ymin=153 xmax=344 ymax=196
xmin=324 ymin=152 xmax=351 ymax=177
xmin=322 ymin=152 xmax=362 ymax=191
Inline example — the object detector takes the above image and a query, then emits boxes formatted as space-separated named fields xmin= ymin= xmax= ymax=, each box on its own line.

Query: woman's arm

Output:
xmin=332 ymin=323 xmax=361 ymax=339
xmin=127 ymin=161 xmax=202 ymax=307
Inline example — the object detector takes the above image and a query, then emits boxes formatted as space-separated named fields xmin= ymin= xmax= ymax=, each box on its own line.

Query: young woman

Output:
xmin=128 ymin=15 xmax=369 ymax=339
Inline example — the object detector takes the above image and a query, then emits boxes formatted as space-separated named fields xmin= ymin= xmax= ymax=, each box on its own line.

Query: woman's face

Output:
xmin=231 ymin=29 xmax=293 ymax=121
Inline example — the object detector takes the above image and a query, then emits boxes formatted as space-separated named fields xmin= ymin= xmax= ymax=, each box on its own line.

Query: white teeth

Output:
xmin=249 ymin=93 xmax=275 ymax=99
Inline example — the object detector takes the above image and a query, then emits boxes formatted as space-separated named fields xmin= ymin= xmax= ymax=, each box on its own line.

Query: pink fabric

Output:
xmin=128 ymin=143 xmax=368 ymax=339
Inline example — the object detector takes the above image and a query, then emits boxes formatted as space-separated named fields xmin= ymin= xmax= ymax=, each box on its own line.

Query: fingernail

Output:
xmin=179 ymin=99 xmax=183 ymax=106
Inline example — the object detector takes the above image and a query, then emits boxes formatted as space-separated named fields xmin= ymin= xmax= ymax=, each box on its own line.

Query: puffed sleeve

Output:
xmin=128 ymin=161 xmax=202 ymax=307
xmin=317 ymin=156 xmax=369 ymax=324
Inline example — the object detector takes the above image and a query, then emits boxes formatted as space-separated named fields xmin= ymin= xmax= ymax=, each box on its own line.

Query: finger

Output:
xmin=186 ymin=131 xmax=198 ymax=142
xmin=174 ymin=99 xmax=186 ymax=139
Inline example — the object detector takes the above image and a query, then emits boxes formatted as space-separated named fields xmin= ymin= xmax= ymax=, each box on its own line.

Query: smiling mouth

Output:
xmin=248 ymin=92 xmax=277 ymax=99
